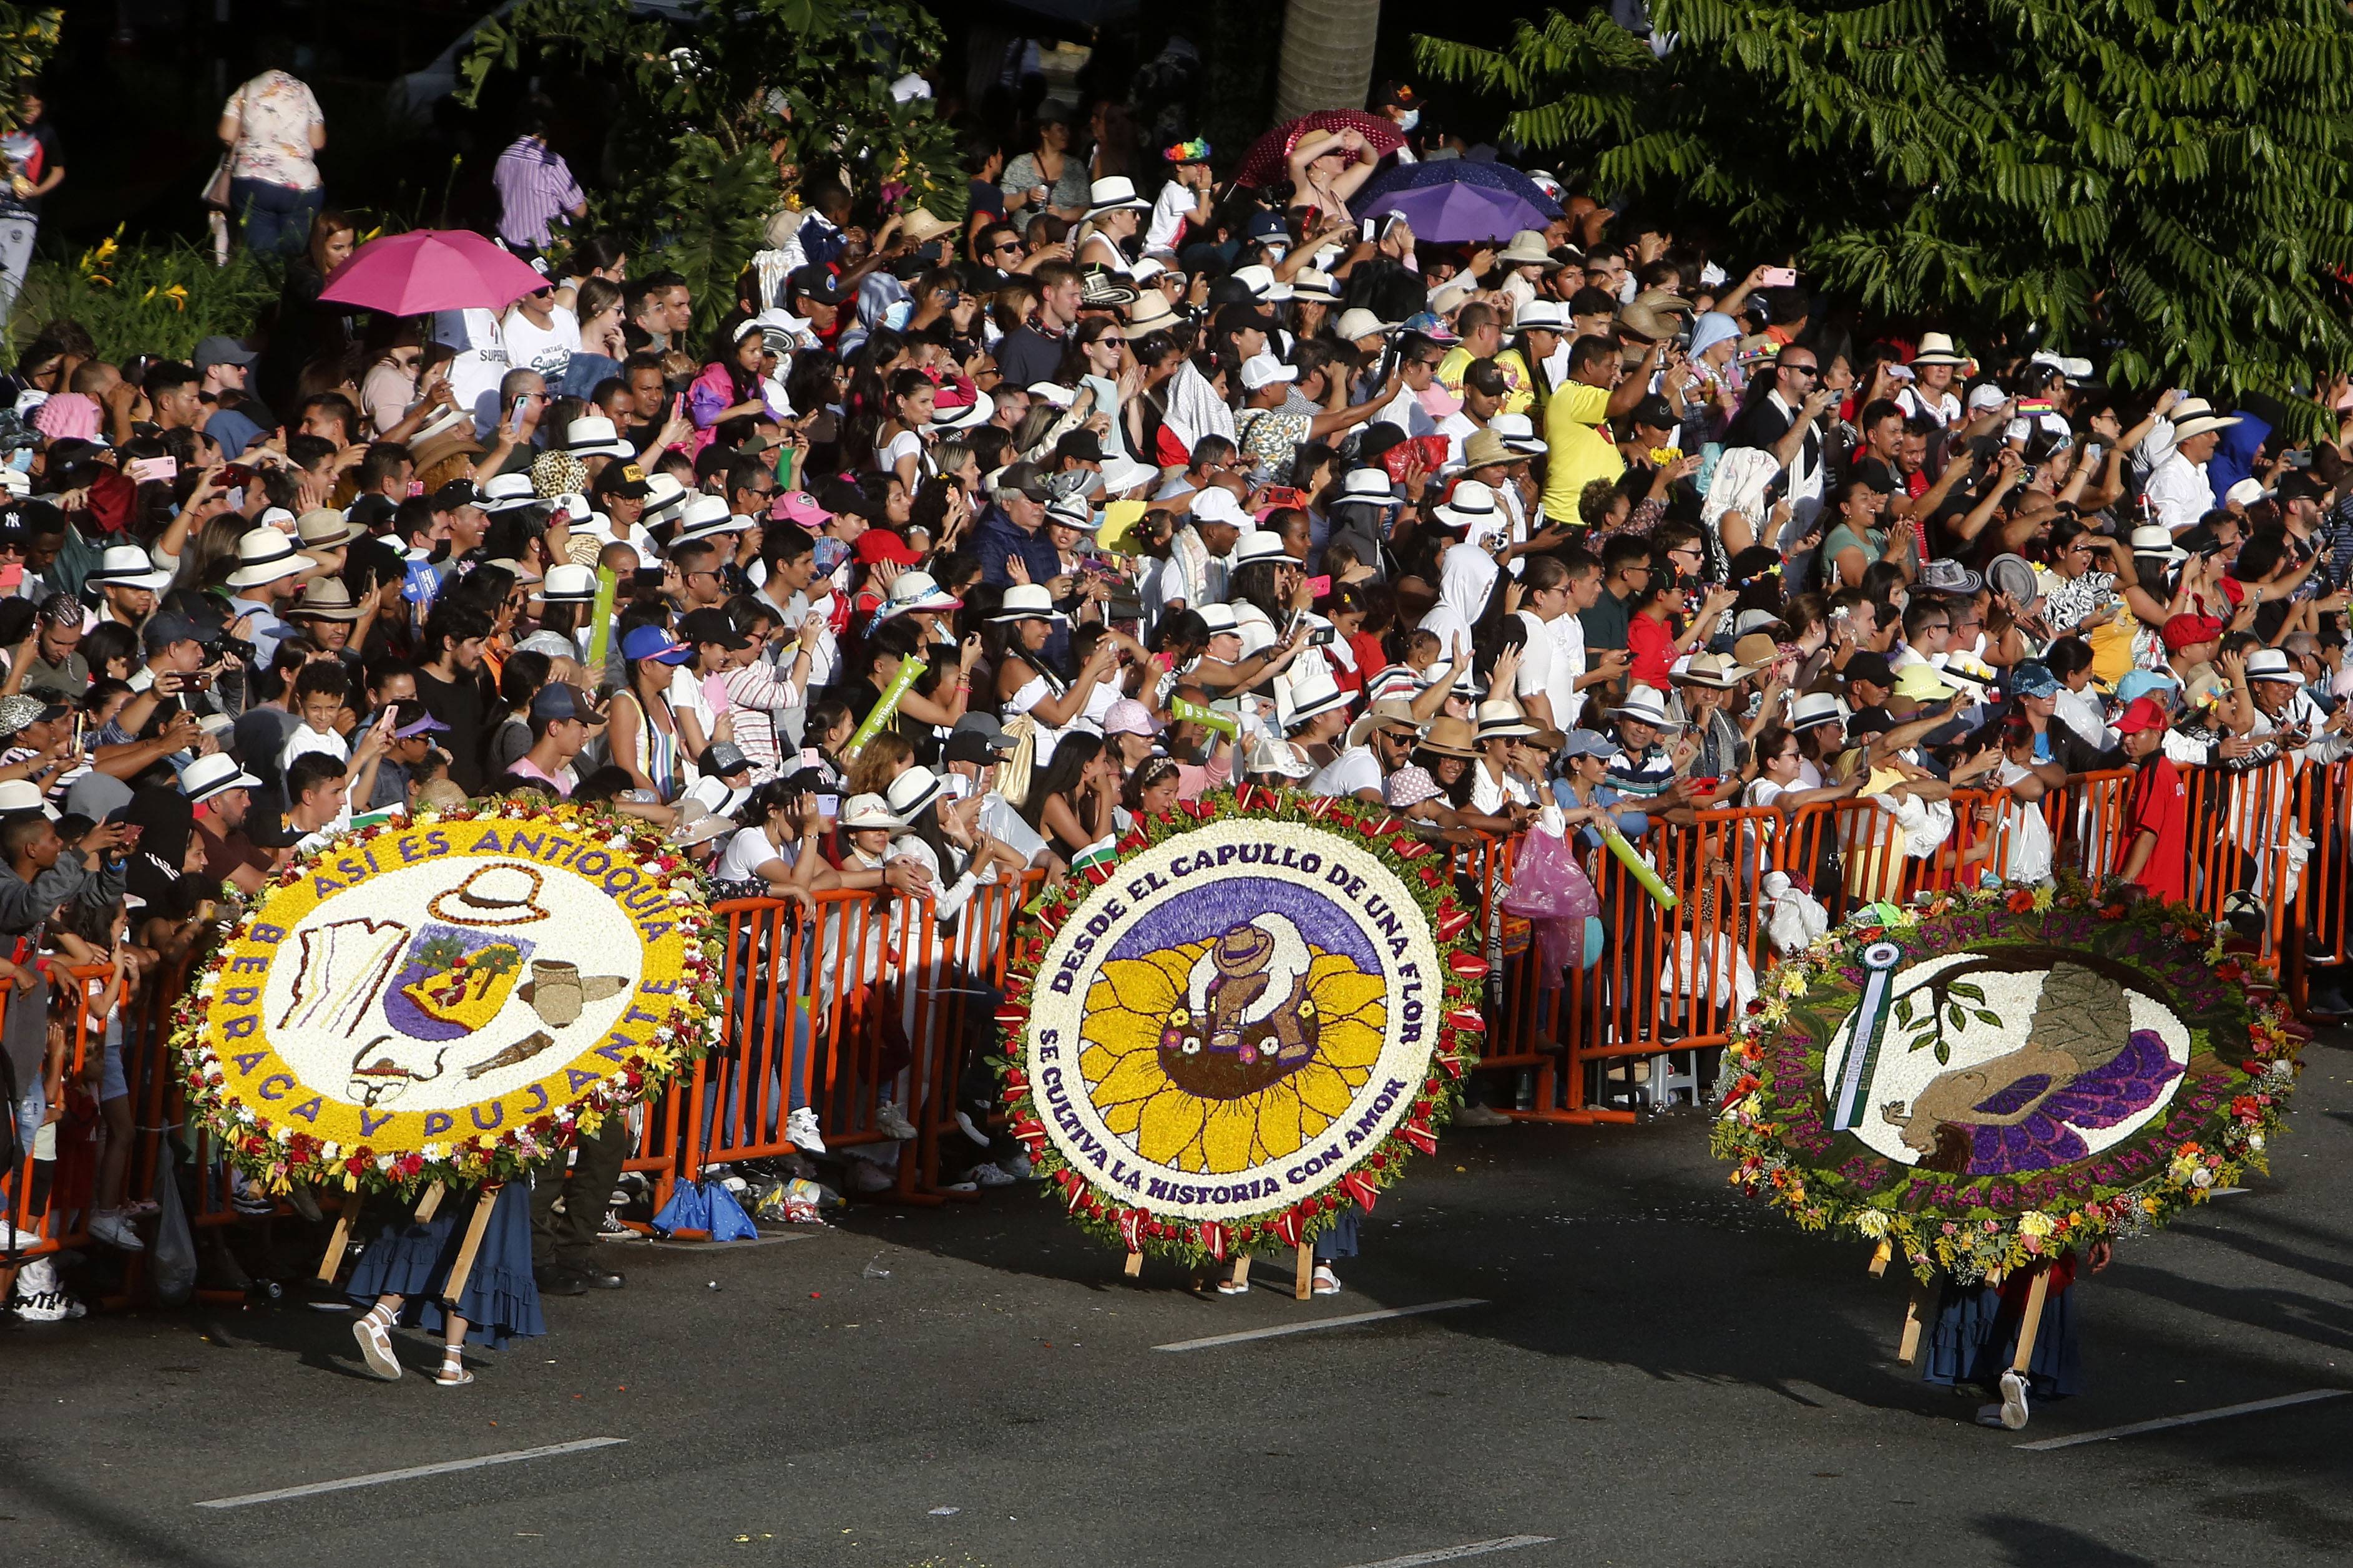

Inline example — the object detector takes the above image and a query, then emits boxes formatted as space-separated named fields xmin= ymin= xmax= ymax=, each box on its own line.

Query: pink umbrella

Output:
xmin=316 ymin=229 xmax=550 ymax=316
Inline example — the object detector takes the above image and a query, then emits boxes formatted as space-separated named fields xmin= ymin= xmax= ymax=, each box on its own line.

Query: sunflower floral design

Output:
xmin=1079 ymin=935 xmax=1387 ymax=1174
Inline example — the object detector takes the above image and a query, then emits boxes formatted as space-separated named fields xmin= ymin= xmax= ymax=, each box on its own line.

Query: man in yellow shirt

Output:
xmin=1436 ymin=302 xmax=1535 ymax=416
xmin=1540 ymin=333 xmax=1663 ymax=520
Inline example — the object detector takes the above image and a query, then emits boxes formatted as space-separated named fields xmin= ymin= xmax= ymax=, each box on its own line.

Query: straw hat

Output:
xmin=1673 ymin=651 xmax=1754 ymax=688
xmin=1474 ymin=699 xmax=1538 ymax=741
xmin=898 ymin=208 xmax=956 ymax=247
xmin=1609 ymin=686 xmax=1683 ymax=731
xmin=1416 ymin=716 xmax=1481 ymax=758
xmin=2167 ymin=398 xmax=2243 ymax=441
xmin=1344 ymin=698 xmax=1419 ymax=751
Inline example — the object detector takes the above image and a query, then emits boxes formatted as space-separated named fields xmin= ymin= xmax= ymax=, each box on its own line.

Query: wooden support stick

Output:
xmin=1229 ymin=1253 xmax=1250 ymax=1292
xmin=438 ymin=1185 xmax=501 ymax=1307
xmin=1867 ymin=1240 xmax=1891 ymax=1278
xmin=1896 ymin=1282 xmax=1929 ymax=1366
xmin=1123 ymin=1249 xmax=1143 ymax=1278
xmin=414 ymin=1182 xmax=446 ymax=1223
xmin=2009 ymin=1269 xmax=2052 ymax=1374
xmin=315 ymin=1209 xmax=355 ymax=1285
xmin=1293 ymin=1244 xmax=1314 ymax=1301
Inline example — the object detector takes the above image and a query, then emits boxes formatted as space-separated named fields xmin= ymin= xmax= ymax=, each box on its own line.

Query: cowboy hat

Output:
xmin=1344 ymin=697 xmax=1419 ymax=751
xmin=2168 ymin=397 xmax=2243 ymax=441
xmin=1125 ymin=291 xmax=1180 ymax=331
xmin=1084 ymin=176 xmax=1151 ymax=217
xmin=1909 ymin=332 xmax=1968 ymax=368
xmin=223 ymin=529 xmax=307 ymax=589
xmin=288 ymin=578 xmax=364 ymax=621
xmin=1474 ymin=699 xmax=1538 ymax=741
xmin=427 ymin=864 xmax=552 ymax=926
xmin=884 ymin=765 xmax=949 ymax=821
xmin=1609 ymin=686 xmax=1684 ymax=730
xmin=1283 ymin=671 xmax=1351 ymax=729
xmin=841 ymin=792 xmax=904 ymax=831
xmin=991 ymin=583 xmax=1059 ymax=623
xmin=1434 ymin=479 xmax=1500 ymax=532
xmin=1673 ymin=651 xmax=1754 ymax=688
xmin=1416 ymin=715 xmax=1482 ymax=759
xmin=296 ymin=508 xmax=365 ymax=550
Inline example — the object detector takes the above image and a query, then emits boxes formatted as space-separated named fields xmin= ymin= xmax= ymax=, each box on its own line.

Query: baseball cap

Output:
xmin=140 ymin=612 xmax=203 ymax=653
xmin=2115 ymin=696 xmax=2171 ymax=735
xmin=951 ymin=713 xmax=1017 ymax=752
xmin=2008 ymin=659 xmax=2060 ymax=699
xmin=529 ymin=684 xmax=595 ymax=723
xmin=698 ymin=741 xmax=753 ymax=778
xmin=431 ymin=479 xmax=487 ymax=512
xmin=1628 ymin=394 xmax=1678 ymax=431
xmin=678 ymin=607 xmax=750 ymax=650
xmin=192 ymin=335 xmax=259 ymax=374
xmin=1842 ymin=653 xmax=1896 ymax=689
xmin=2161 ymin=613 xmax=2224 ymax=651
xmin=621 ymin=625 xmax=692 ymax=665
xmin=786 ymin=264 xmax=848 ymax=308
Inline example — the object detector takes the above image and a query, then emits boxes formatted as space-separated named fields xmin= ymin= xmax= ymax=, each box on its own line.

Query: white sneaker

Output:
xmin=954 ymin=1109 xmax=993 ymax=1147
xmin=0 ymin=1220 xmax=44 ymax=1247
xmin=10 ymin=1257 xmax=85 ymax=1321
xmin=89 ymin=1210 xmax=145 ymax=1252
xmin=1453 ymin=1103 xmax=1514 ymax=1128
xmin=846 ymin=1161 xmax=896 ymax=1195
xmin=1997 ymin=1370 xmax=2030 ymax=1430
xmin=874 ymin=1103 xmax=918 ymax=1141
xmin=1002 ymin=1152 xmax=1032 ymax=1180
xmin=786 ymin=1107 xmax=828 ymax=1154
xmin=970 ymin=1162 xmax=1016 ymax=1189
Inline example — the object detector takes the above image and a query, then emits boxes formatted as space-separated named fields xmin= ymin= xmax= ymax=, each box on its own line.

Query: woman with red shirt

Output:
xmin=1626 ymin=575 xmax=1738 ymax=691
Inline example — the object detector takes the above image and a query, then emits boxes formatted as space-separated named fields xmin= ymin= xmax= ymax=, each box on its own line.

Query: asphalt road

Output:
xmin=8 ymin=1036 xmax=2353 ymax=1568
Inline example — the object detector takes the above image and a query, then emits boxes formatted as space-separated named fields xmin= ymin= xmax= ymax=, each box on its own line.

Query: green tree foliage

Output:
xmin=0 ymin=6 xmax=61 ymax=134
xmin=1417 ymin=2 xmax=2353 ymax=427
xmin=457 ymin=0 xmax=957 ymax=336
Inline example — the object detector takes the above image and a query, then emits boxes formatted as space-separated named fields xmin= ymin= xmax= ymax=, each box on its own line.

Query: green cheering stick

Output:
xmin=1829 ymin=940 xmax=1905 ymax=1131
xmin=844 ymin=656 xmax=926 ymax=761
xmin=1170 ymin=696 xmax=1238 ymax=738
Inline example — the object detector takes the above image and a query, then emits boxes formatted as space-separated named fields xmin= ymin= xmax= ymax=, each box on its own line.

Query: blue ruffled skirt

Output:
xmin=347 ymin=1183 xmax=545 ymax=1349
xmin=1921 ymin=1274 xmax=2082 ymax=1398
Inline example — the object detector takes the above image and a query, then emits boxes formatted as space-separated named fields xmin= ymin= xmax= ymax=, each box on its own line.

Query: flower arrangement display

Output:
xmin=1712 ymin=876 xmax=2303 ymax=1283
xmin=172 ymin=801 xmax=720 ymax=1195
xmin=998 ymin=786 xmax=1489 ymax=1265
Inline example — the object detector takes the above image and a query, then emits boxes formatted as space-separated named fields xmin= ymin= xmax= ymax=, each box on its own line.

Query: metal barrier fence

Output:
xmin=5 ymin=756 xmax=2344 ymax=1284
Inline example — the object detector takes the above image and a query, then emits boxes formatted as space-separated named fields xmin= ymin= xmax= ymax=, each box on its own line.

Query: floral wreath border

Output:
xmin=994 ymin=785 xmax=1489 ymax=1267
xmin=171 ymin=799 xmax=723 ymax=1197
xmin=1711 ymin=875 xmax=2304 ymax=1284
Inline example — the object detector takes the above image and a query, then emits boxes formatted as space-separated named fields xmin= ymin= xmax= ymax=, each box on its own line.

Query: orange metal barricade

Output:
xmin=12 ymin=756 xmax=2352 ymax=1305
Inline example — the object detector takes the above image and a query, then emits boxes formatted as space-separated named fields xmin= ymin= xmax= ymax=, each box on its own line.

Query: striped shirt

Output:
xmin=1603 ymin=740 xmax=1678 ymax=801
xmin=492 ymin=137 xmax=585 ymax=250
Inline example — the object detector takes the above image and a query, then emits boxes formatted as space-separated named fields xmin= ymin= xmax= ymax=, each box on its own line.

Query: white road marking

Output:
xmin=2016 ymin=1390 xmax=2346 ymax=1451
xmin=194 ymin=1438 xmax=629 ymax=1507
xmin=1153 ymin=1298 xmax=1487 ymax=1352
xmin=1336 ymin=1536 xmax=1555 ymax=1568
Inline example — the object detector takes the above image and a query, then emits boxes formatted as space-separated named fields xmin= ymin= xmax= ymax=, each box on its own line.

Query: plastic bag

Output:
xmin=147 ymin=1137 xmax=197 ymax=1306
xmin=1500 ymin=826 xmax=1603 ymax=981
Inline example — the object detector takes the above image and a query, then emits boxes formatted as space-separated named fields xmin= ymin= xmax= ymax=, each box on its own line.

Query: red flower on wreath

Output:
xmin=2005 ymin=889 xmax=2037 ymax=913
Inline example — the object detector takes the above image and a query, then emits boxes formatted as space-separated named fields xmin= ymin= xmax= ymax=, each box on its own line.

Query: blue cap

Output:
xmin=2115 ymin=669 xmax=2178 ymax=706
xmin=1246 ymin=210 xmax=1290 ymax=241
xmin=2009 ymin=659 xmax=2060 ymax=699
xmin=622 ymin=625 xmax=692 ymax=665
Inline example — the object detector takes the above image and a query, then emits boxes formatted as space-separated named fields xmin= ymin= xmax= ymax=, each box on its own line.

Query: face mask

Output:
xmin=4 ymin=446 xmax=29 ymax=474
xmin=1263 ymin=243 xmax=1289 ymax=263
xmin=882 ymin=300 xmax=914 ymax=331
xmin=1396 ymin=108 xmax=1421 ymax=133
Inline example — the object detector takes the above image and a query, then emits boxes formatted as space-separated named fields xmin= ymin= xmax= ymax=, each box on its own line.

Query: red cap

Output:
xmin=853 ymin=528 xmax=922 ymax=567
xmin=2160 ymin=613 xmax=2223 ymax=651
xmin=2115 ymin=696 xmax=2171 ymax=734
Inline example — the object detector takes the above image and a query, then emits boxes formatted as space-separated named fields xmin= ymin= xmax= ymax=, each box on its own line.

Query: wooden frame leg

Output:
xmin=1229 ymin=1254 xmax=1250 ymax=1293
xmin=438 ymin=1185 xmax=501 ymax=1307
xmin=1867 ymin=1240 xmax=1891 ymax=1278
xmin=315 ymin=1209 xmax=355 ymax=1285
xmin=414 ymin=1182 xmax=445 ymax=1223
xmin=1293 ymin=1244 xmax=1314 ymax=1301
xmin=2009 ymin=1270 xmax=2052 ymax=1374
xmin=1123 ymin=1249 xmax=1143 ymax=1279
xmin=1896 ymin=1282 xmax=1929 ymax=1366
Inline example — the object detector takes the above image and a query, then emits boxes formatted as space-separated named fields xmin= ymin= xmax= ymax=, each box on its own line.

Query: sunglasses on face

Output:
xmin=1781 ymin=363 xmax=1819 ymax=377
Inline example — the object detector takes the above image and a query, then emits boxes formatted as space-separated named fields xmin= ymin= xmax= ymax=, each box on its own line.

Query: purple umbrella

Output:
xmin=1358 ymin=182 xmax=1552 ymax=246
